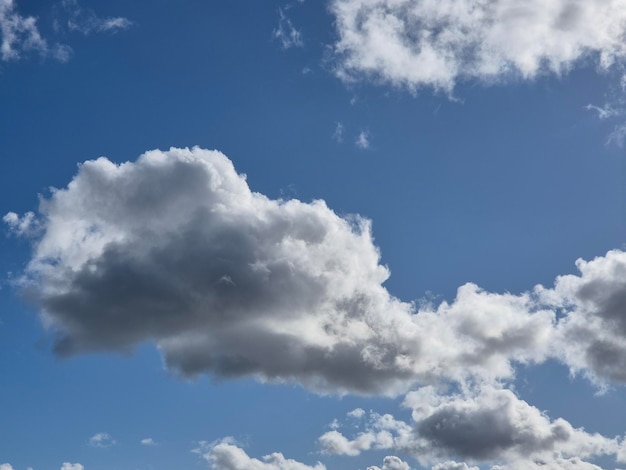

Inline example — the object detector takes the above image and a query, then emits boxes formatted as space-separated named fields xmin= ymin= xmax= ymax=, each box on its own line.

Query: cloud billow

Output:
xmin=330 ymin=0 xmax=626 ymax=91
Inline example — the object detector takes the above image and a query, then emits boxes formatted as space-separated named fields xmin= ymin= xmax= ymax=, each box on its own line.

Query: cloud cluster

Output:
xmin=0 ymin=0 xmax=70 ymax=62
xmin=10 ymin=146 xmax=626 ymax=467
xmin=330 ymin=0 xmax=626 ymax=91
xmin=195 ymin=439 xmax=326 ymax=470
xmin=321 ymin=386 xmax=622 ymax=468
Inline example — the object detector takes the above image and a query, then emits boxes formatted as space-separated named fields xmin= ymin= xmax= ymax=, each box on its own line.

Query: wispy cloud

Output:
xmin=61 ymin=0 xmax=132 ymax=35
xmin=332 ymin=122 xmax=344 ymax=142
xmin=273 ymin=8 xmax=303 ymax=49
xmin=141 ymin=437 xmax=157 ymax=446
xmin=355 ymin=130 xmax=369 ymax=149
xmin=0 ymin=0 xmax=70 ymax=62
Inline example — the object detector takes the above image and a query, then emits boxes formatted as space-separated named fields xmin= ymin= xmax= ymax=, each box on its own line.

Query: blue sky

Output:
xmin=2 ymin=1 xmax=626 ymax=469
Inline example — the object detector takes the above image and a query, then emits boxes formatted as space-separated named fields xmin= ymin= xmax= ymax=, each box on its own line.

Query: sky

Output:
xmin=2 ymin=0 xmax=626 ymax=469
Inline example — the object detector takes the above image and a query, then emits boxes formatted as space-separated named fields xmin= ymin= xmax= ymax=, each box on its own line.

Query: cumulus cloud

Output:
xmin=322 ymin=386 xmax=621 ymax=468
xmin=141 ymin=437 xmax=156 ymax=446
xmin=88 ymin=432 xmax=115 ymax=448
xmin=61 ymin=0 xmax=131 ymax=35
xmin=8 ymin=147 xmax=564 ymax=395
xmin=367 ymin=455 xmax=411 ymax=470
xmin=432 ymin=462 xmax=478 ymax=470
xmin=0 ymin=464 xmax=14 ymax=470
xmin=330 ymin=0 xmax=626 ymax=91
xmin=194 ymin=439 xmax=326 ymax=470
xmin=0 ymin=0 xmax=70 ymax=62
xmin=273 ymin=8 xmax=303 ymax=49
xmin=60 ymin=464 xmax=84 ymax=470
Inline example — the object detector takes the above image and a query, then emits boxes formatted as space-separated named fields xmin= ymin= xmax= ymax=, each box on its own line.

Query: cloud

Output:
xmin=332 ymin=122 xmax=344 ymax=143
xmin=141 ymin=437 xmax=157 ymax=446
xmin=273 ymin=8 xmax=303 ymax=49
xmin=355 ymin=131 xmax=370 ymax=149
xmin=61 ymin=0 xmax=131 ymax=35
xmin=194 ymin=439 xmax=326 ymax=470
xmin=0 ymin=464 xmax=14 ymax=470
xmin=60 ymin=464 xmax=84 ymax=470
xmin=322 ymin=385 xmax=621 ymax=468
xmin=330 ymin=0 xmax=626 ymax=91
xmin=432 ymin=462 xmax=478 ymax=470
xmin=367 ymin=455 xmax=411 ymax=470
xmin=541 ymin=250 xmax=626 ymax=387
xmin=88 ymin=432 xmax=116 ymax=448
xmin=0 ymin=0 xmax=70 ymax=62
xmin=9 ymin=147 xmax=565 ymax=396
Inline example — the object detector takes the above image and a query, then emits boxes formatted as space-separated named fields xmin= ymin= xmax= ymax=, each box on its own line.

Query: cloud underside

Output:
xmin=9 ymin=147 xmax=626 ymax=467
xmin=7 ymin=146 xmax=626 ymax=397
xmin=320 ymin=386 xmax=622 ymax=467
xmin=330 ymin=0 xmax=626 ymax=91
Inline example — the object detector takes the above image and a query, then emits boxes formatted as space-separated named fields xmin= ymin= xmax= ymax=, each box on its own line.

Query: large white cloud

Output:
xmin=8 ymin=146 xmax=559 ymax=395
xmin=330 ymin=0 xmax=626 ymax=91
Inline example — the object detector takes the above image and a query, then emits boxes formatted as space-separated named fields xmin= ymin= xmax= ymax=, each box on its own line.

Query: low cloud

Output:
xmin=330 ymin=0 xmax=626 ymax=92
xmin=322 ymin=385 xmax=622 ymax=468
xmin=194 ymin=439 xmax=326 ymax=470
xmin=9 ymin=147 xmax=563 ymax=396
xmin=367 ymin=456 xmax=411 ymax=470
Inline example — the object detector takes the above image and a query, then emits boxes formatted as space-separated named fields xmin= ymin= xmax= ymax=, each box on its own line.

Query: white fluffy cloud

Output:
xmin=60 ymin=464 xmax=84 ymax=470
xmin=88 ymin=432 xmax=115 ymax=448
xmin=367 ymin=455 xmax=412 ymax=470
xmin=321 ymin=385 xmax=621 ymax=468
xmin=330 ymin=0 xmax=626 ymax=91
xmin=432 ymin=462 xmax=478 ymax=470
xmin=195 ymin=439 xmax=326 ymax=470
xmin=0 ymin=465 xmax=14 ymax=470
xmin=8 ymin=147 xmax=562 ymax=395
xmin=0 ymin=0 xmax=70 ymax=61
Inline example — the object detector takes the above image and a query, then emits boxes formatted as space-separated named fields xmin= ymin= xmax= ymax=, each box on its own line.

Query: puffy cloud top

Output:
xmin=331 ymin=0 xmax=626 ymax=91
xmin=11 ymin=147 xmax=560 ymax=395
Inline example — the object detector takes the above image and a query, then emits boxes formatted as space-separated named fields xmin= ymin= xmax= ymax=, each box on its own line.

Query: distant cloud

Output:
xmin=355 ymin=130 xmax=369 ymax=149
xmin=0 ymin=0 xmax=70 ymax=62
xmin=60 ymin=464 xmax=84 ymax=470
xmin=89 ymin=432 xmax=116 ymax=448
xmin=273 ymin=8 xmax=303 ymax=49
xmin=367 ymin=456 xmax=411 ymax=470
xmin=61 ymin=0 xmax=132 ymax=35
xmin=332 ymin=122 xmax=344 ymax=142
xmin=432 ymin=462 xmax=478 ymax=470
xmin=330 ymin=0 xmax=626 ymax=92
xmin=0 ymin=464 xmax=14 ymax=470
xmin=195 ymin=438 xmax=326 ymax=470
xmin=141 ymin=437 xmax=157 ymax=446
xmin=322 ymin=386 xmax=623 ymax=468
